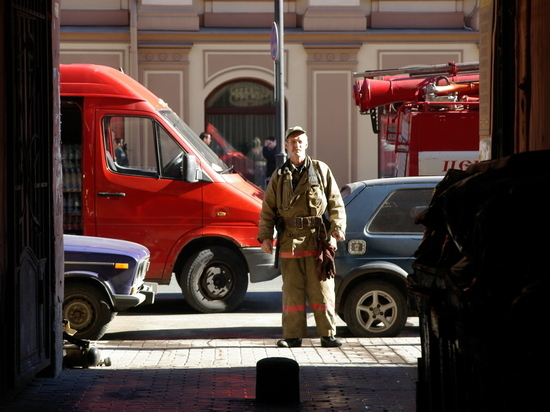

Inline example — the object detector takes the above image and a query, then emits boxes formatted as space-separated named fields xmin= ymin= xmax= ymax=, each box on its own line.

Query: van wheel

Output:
xmin=343 ymin=280 xmax=407 ymax=337
xmin=63 ymin=283 xmax=116 ymax=340
xmin=179 ymin=247 xmax=248 ymax=313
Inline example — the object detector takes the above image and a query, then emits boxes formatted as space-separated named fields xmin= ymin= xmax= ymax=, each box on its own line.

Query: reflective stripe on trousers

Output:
xmin=281 ymin=255 xmax=337 ymax=339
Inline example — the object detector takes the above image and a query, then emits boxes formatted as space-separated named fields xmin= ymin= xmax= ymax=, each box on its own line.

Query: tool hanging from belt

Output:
xmin=274 ymin=217 xmax=284 ymax=269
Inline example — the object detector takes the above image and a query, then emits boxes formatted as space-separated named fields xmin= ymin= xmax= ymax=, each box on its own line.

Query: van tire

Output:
xmin=179 ymin=247 xmax=248 ymax=313
xmin=63 ymin=282 xmax=116 ymax=340
xmin=343 ymin=280 xmax=407 ymax=337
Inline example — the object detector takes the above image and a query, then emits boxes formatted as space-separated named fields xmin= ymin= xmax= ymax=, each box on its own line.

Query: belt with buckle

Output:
xmin=284 ymin=216 xmax=322 ymax=229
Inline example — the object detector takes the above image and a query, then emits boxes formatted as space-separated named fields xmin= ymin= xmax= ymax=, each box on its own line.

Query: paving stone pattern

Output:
xmin=1 ymin=337 xmax=420 ymax=412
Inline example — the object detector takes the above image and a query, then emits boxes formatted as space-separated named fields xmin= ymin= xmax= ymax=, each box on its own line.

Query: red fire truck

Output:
xmin=353 ymin=62 xmax=480 ymax=177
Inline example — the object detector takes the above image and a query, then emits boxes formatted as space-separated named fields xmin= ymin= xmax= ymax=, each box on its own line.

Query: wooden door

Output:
xmin=0 ymin=0 xmax=61 ymax=397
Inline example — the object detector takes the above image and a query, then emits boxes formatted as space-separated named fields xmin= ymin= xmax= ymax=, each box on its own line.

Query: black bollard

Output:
xmin=256 ymin=357 xmax=300 ymax=404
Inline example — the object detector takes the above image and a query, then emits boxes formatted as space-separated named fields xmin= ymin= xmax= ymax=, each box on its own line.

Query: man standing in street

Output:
xmin=258 ymin=126 xmax=346 ymax=348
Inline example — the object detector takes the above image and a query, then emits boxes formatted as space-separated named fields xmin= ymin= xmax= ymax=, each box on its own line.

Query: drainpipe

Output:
xmin=130 ymin=0 xmax=138 ymax=80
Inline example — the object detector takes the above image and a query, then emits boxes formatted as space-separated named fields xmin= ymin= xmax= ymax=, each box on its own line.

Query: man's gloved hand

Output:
xmin=332 ymin=230 xmax=345 ymax=242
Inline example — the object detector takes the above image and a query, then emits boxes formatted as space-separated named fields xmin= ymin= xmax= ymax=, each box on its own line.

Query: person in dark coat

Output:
xmin=262 ymin=136 xmax=277 ymax=181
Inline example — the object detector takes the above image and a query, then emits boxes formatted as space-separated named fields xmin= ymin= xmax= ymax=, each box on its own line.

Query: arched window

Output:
xmin=205 ymin=80 xmax=278 ymax=186
xmin=205 ymin=80 xmax=275 ymax=156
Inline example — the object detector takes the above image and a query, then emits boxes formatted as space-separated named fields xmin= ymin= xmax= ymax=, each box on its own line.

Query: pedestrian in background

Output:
xmin=200 ymin=132 xmax=212 ymax=146
xmin=114 ymin=138 xmax=129 ymax=166
xmin=258 ymin=126 xmax=346 ymax=348
xmin=247 ymin=137 xmax=266 ymax=187
xmin=262 ymin=136 xmax=277 ymax=184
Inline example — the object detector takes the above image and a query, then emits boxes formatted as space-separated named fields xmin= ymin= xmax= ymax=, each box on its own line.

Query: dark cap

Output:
xmin=285 ymin=126 xmax=306 ymax=139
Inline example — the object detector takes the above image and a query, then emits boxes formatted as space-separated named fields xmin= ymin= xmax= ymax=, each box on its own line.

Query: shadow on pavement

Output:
xmin=121 ymin=291 xmax=283 ymax=316
xmin=102 ymin=326 xmax=284 ymax=341
xmin=102 ymin=324 xmax=419 ymax=341
xmin=2 ymin=363 xmax=417 ymax=412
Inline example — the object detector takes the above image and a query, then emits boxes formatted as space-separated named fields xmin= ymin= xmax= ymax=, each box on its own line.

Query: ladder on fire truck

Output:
xmin=352 ymin=61 xmax=480 ymax=147
xmin=353 ymin=61 xmax=479 ymax=80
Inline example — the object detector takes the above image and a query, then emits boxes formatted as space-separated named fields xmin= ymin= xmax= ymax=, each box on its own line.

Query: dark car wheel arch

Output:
xmin=63 ymin=280 xmax=116 ymax=340
xmin=64 ymin=273 xmax=115 ymax=307
xmin=335 ymin=264 xmax=408 ymax=315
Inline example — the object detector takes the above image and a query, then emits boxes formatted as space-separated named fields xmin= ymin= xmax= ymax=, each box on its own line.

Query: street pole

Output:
xmin=273 ymin=0 xmax=286 ymax=167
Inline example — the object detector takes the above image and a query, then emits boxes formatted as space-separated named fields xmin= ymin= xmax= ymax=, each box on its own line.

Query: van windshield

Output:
xmin=159 ymin=109 xmax=230 ymax=173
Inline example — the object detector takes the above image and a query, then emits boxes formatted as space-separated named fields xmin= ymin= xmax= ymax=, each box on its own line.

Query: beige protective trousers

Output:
xmin=281 ymin=255 xmax=337 ymax=338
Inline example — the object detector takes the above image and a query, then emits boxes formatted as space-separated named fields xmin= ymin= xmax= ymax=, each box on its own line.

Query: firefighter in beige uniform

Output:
xmin=258 ymin=126 xmax=346 ymax=348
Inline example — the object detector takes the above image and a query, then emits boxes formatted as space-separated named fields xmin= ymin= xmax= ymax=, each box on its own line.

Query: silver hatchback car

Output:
xmin=335 ymin=176 xmax=442 ymax=337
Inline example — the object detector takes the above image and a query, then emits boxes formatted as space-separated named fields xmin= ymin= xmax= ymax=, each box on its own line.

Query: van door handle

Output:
xmin=98 ymin=192 xmax=126 ymax=197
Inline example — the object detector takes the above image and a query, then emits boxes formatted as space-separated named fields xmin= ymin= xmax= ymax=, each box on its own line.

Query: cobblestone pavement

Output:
xmin=1 ymin=336 xmax=420 ymax=412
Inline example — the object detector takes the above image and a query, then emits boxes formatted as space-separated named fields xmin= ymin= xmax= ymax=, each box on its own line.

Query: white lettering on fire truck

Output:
xmin=419 ymin=151 xmax=480 ymax=175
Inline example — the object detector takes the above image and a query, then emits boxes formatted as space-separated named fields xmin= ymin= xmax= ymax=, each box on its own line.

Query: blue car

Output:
xmin=63 ymin=235 xmax=157 ymax=340
xmin=335 ymin=176 xmax=442 ymax=337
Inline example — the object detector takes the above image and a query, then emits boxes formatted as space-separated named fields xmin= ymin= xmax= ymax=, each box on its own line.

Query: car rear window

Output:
xmin=368 ymin=188 xmax=433 ymax=234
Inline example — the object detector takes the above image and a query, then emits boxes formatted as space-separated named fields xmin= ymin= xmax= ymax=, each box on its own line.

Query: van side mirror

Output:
xmin=181 ymin=153 xmax=213 ymax=183
xmin=182 ymin=153 xmax=199 ymax=183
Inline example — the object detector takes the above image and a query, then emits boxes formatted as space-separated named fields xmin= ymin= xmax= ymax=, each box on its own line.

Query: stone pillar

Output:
xmin=304 ymin=44 xmax=361 ymax=186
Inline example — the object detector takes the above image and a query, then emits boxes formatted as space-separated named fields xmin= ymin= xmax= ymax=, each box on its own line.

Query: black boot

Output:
xmin=320 ymin=336 xmax=342 ymax=347
xmin=276 ymin=338 xmax=302 ymax=348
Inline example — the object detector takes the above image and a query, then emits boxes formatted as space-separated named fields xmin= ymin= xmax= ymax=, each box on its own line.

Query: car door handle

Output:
xmin=98 ymin=192 xmax=126 ymax=197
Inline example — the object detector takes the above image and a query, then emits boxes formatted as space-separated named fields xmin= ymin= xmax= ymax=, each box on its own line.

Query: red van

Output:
xmin=60 ymin=64 xmax=278 ymax=313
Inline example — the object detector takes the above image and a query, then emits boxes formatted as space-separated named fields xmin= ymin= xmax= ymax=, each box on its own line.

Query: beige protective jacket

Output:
xmin=258 ymin=156 xmax=346 ymax=256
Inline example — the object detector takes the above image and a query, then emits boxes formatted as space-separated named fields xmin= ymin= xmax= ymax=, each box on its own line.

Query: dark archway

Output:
xmin=205 ymin=79 xmax=276 ymax=156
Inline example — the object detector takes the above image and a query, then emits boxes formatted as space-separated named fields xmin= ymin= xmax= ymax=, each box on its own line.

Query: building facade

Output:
xmin=60 ymin=0 xmax=480 ymax=186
